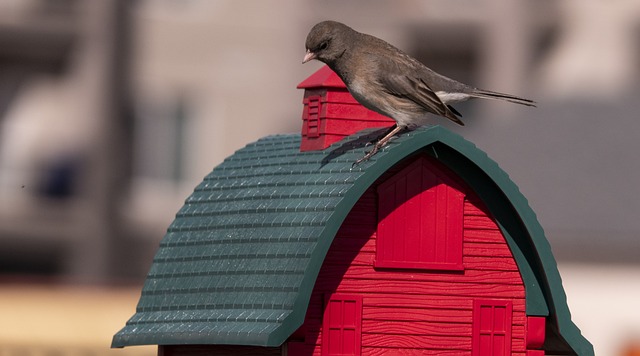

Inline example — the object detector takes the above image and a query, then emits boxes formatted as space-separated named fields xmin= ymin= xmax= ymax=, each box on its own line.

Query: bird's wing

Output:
xmin=380 ymin=73 xmax=464 ymax=126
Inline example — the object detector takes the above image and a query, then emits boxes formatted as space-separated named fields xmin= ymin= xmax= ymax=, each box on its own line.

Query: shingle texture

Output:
xmin=112 ymin=126 xmax=592 ymax=355
xmin=112 ymin=129 xmax=382 ymax=347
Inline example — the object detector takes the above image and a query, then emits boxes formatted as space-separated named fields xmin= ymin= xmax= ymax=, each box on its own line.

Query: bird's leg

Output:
xmin=374 ymin=124 xmax=404 ymax=149
xmin=353 ymin=124 xmax=404 ymax=166
xmin=366 ymin=124 xmax=397 ymax=146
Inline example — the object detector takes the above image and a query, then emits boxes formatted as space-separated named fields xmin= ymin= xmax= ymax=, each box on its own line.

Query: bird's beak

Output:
xmin=302 ymin=50 xmax=316 ymax=64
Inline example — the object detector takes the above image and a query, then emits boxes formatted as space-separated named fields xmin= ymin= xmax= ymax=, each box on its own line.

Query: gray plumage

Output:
xmin=302 ymin=21 xmax=535 ymax=164
xmin=303 ymin=20 xmax=535 ymax=127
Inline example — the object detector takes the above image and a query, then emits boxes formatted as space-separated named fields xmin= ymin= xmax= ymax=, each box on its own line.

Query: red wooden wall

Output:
xmin=287 ymin=155 xmax=532 ymax=355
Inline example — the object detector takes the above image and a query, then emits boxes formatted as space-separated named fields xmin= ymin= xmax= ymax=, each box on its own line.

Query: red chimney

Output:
xmin=297 ymin=66 xmax=394 ymax=152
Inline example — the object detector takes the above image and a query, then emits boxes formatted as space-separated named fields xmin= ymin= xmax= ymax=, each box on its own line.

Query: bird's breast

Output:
xmin=347 ymin=78 xmax=392 ymax=114
xmin=347 ymin=80 xmax=373 ymax=107
xmin=347 ymin=79 xmax=420 ymax=126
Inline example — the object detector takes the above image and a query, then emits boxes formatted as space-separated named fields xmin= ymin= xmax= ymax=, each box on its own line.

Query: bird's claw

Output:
xmin=352 ymin=146 xmax=379 ymax=167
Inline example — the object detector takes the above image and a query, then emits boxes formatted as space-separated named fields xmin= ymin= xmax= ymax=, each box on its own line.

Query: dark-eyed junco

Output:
xmin=303 ymin=21 xmax=535 ymax=164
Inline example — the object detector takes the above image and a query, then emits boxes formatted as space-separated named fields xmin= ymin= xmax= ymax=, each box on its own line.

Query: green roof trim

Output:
xmin=112 ymin=125 xmax=592 ymax=355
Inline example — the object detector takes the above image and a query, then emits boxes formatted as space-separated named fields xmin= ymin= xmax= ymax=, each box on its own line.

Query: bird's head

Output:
xmin=303 ymin=21 xmax=353 ymax=65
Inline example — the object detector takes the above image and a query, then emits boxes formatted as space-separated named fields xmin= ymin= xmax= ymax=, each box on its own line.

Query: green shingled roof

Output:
xmin=112 ymin=126 xmax=592 ymax=355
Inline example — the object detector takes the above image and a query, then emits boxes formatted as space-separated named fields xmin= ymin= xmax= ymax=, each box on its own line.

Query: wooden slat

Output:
xmin=464 ymin=228 xmax=505 ymax=243
xmin=305 ymin=306 xmax=526 ymax=330
xmin=364 ymin=307 xmax=527 ymax=325
xmin=328 ymin=236 xmax=375 ymax=251
xmin=327 ymin=252 xmax=521 ymax=270
xmin=364 ymin=306 xmax=471 ymax=323
xmin=361 ymin=321 xmax=527 ymax=339
xmin=338 ymin=211 xmax=377 ymax=226
xmin=324 ymin=250 xmax=375 ymax=266
xmin=313 ymin=279 xmax=526 ymax=298
xmin=464 ymin=241 xmax=515 ymax=257
xmin=334 ymin=226 xmax=376 ymax=238
xmin=363 ymin=293 xmax=525 ymax=312
xmin=464 ymin=215 xmax=500 ymax=230
xmin=317 ymin=265 xmax=523 ymax=285
xmin=362 ymin=334 xmax=526 ymax=352
xmin=362 ymin=320 xmax=471 ymax=336
xmin=463 ymin=256 xmax=520 ymax=271
xmin=361 ymin=334 xmax=471 ymax=350
xmin=303 ymin=322 xmax=526 ymax=345
xmin=463 ymin=199 xmax=492 ymax=216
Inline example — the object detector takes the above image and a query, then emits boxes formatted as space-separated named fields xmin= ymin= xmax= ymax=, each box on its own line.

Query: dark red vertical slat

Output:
xmin=421 ymin=168 xmax=437 ymax=263
xmin=394 ymin=175 xmax=407 ymax=262
xmin=526 ymin=316 xmax=546 ymax=351
xmin=375 ymin=157 xmax=465 ymax=270
xmin=447 ymin=183 xmax=465 ymax=268
xmin=376 ymin=183 xmax=393 ymax=264
xmin=405 ymin=165 xmax=422 ymax=262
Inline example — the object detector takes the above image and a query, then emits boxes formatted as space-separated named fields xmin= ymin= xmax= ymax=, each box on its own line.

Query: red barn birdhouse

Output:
xmin=113 ymin=66 xmax=592 ymax=356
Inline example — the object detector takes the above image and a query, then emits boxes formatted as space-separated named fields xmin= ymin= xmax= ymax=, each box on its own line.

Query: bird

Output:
xmin=302 ymin=21 xmax=536 ymax=165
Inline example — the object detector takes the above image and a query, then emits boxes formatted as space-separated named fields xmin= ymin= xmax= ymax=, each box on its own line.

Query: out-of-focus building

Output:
xmin=0 ymin=0 xmax=639 ymax=354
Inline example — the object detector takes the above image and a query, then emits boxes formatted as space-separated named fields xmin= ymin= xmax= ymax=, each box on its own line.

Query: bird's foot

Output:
xmin=365 ymin=135 xmax=397 ymax=147
xmin=352 ymin=125 xmax=404 ymax=167
xmin=352 ymin=144 xmax=380 ymax=167
xmin=366 ymin=125 xmax=397 ymax=146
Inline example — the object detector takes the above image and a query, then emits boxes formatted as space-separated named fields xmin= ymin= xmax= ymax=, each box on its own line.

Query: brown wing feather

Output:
xmin=380 ymin=74 xmax=464 ymax=126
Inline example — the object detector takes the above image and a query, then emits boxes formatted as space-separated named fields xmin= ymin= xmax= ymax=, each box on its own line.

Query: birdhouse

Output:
xmin=112 ymin=66 xmax=593 ymax=356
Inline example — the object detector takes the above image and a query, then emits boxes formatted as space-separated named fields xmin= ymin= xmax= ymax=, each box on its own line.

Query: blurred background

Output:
xmin=0 ymin=0 xmax=639 ymax=355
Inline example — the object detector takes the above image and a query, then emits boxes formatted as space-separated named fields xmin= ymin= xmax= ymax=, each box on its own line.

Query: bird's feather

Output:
xmin=380 ymin=74 xmax=464 ymax=126
xmin=468 ymin=89 xmax=537 ymax=107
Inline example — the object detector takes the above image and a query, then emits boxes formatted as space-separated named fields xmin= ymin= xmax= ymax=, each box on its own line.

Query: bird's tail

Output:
xmin=469 ymin=89 xmax=536 ymax=107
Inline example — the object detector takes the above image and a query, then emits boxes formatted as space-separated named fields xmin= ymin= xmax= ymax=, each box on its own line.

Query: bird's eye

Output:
xmin=319 ymin=42 xmax=328 ymax=51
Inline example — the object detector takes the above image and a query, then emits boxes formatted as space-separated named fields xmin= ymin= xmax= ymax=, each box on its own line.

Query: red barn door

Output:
xmin=322 ymin=294 xmax=362 ymax=356
xmin=472 ymin=299 xmax=513 ymax=356
xmin=376 ymin=156 xmax=465 ymax=271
